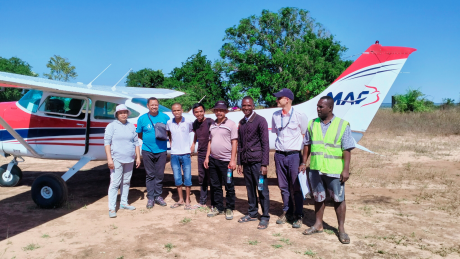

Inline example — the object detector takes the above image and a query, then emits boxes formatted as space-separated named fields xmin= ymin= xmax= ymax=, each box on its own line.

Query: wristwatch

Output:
xmin=300 ymin=163 xmax=306 ymax=166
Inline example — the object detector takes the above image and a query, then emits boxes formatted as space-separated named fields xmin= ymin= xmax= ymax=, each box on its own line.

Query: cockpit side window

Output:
xmin=94 ymin=101 xmax=140 ymax=120
xmin=18 ymin=90 xmax=43 ymax=113
xmin=38 ymin=95 xmax=86 ymax=119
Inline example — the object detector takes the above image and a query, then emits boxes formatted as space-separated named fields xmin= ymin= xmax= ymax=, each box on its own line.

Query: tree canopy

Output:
xmin=158 ymin=50 xmax=226 ymax=111
xmin=0 ymin=56 xmax=37 ymax=101
xmin=393 ymin=89 xmax=435 ymax=113
xmin=43 ymin=55 xmax=77 ymax=82
xmin=126 ymin=68 xmax=165 ymax=88
xmin=219 ymin=7 xmax=352 ymax=106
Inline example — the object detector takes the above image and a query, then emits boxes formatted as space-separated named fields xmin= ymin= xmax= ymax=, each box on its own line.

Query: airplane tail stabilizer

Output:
xmin=294 ymin=43 xmax=416 ymax=133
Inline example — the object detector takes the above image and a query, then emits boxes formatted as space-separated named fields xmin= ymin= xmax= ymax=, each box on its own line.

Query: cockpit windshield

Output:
xmin=131 ymin=98 xmax=171 ymax=113
xmin=18 ymin=90 xmax=43 ymax=113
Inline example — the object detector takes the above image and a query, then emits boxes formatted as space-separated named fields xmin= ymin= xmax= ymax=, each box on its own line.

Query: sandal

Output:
xmin=302 ymin=226 xmax=323 ymax=235
xmin=184 ymin=204 xmax=192 ymax=210
xmin=238 ymin=215 xmax=258 ymax=223
xmin=170 ymin=202 xmax=184 ymax=209
xmin=338 ymin=232 xmax=350 ymax=244
xmin=257 ymin=220 xmax=269 ymax=230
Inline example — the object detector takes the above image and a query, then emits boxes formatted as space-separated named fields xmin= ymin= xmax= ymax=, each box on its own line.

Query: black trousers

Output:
xmin=209 ymin=156 xmax=235 ymax=211
xmin=197 ymin=155 xmax=213 ymax=205
xmin=142 ymin=150 xmax=167 ymax=201
xmin=243 ymin=162 xmax=270 ymax=221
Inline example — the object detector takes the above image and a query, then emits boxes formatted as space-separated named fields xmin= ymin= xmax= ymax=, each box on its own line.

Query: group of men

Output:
xmin=136 ymin=88 xmax=353 ymax=244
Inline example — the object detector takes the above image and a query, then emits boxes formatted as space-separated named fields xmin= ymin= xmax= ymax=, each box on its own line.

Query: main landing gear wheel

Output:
xmin=31 ymin=174 xmax=68 ymax=209
xmin=0 ymin=164 xmax=23 ymax=187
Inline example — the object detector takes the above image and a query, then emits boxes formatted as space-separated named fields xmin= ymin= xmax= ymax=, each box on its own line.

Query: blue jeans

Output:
xmin=171 ymin=154 xmax=192 ymax=186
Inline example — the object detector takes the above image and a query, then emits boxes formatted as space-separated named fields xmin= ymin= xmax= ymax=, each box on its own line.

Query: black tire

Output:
xmin=0 ymin=164 xmax=23 ymax=187
xmin=31 ymin=174 xmax=68 ymax=209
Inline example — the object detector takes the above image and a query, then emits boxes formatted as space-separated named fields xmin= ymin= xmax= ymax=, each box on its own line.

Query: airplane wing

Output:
xmin=0 ymin=71 xmax=184 ymax=99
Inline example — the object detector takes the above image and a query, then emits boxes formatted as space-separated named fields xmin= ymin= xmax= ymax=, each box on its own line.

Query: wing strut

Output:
xmin=0 ymin=116 xmax=43 ymax=158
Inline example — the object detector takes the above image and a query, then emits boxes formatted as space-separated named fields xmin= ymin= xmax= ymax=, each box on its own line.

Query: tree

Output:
xmin=440 ymin=98 xmax=455 ymax=110
xmin=0 ymin=56 xmax=37 ymax=101
xmin=393 ymin=89 xmax=435 ymax=113
xmin=227 ymin=83 xmax=244 ymax=106
xmin=219 ymin=7 xmax=352 ymax=106
xmin=160 ymin=50 xmax=226 ymax=111
xmin=43 ymin=55 xmax=77 ymax=81
xmin=126 ymin=68 xmax=165 ymax=88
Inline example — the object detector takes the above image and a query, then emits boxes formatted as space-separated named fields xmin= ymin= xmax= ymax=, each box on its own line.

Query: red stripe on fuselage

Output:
xmin=0 ymin=102 xmax=113 ymax=130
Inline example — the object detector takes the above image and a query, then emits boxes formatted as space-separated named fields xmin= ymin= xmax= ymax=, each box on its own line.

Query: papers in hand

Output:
xmin=298 ymin=171 xmax=311 ymax=200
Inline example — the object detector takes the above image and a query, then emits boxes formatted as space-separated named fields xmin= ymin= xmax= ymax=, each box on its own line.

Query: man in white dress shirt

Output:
xmin=271 ymin=88 xmax=308 ymax=228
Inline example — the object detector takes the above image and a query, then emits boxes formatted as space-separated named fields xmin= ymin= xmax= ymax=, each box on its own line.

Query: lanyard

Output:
xmin=278 ymin=108 xmax=293 ymax=131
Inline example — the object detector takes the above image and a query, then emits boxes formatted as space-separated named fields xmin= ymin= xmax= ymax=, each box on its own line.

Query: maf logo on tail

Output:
xmin=327 ymin=85 xmax=380 ymax=107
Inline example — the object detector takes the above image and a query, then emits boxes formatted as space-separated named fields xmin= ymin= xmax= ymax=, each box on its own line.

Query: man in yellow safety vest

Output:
xmin=299 ymin=96 xmax=355 ymax=244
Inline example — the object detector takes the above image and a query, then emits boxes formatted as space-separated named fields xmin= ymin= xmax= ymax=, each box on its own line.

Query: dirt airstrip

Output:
xmin=1 ymin=111 xmax=460 ymax=258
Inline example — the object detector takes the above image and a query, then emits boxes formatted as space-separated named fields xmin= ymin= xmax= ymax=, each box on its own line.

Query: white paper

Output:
xmin=298 ymin=171 xmax=310 ymax=199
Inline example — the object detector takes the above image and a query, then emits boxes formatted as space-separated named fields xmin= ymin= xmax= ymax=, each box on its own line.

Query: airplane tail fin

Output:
xmin=294 ymin=42 xmax=416 ymax=135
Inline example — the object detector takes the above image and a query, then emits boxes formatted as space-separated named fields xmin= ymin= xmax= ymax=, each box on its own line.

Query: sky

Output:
xmin=1 ymin=0 xmax=459 ymax=103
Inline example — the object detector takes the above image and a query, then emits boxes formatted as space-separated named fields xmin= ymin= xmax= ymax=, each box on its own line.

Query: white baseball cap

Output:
xmin=115 ymin=104 xmax=131 ymax=118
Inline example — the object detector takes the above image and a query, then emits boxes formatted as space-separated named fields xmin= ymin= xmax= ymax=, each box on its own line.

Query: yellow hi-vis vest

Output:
xmin=308 ymin=117 xmax=349 ymax=175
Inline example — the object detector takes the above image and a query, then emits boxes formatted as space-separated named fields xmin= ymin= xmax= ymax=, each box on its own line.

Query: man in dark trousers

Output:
xmin=136 ymin=97 xmax=169 ymax=208
xmin=204 ymin=101 xmax=238 ymax=220
xmin=237 ymin=96 xmax=270 ymax=229
xmin=190 ymin=103 xmax=214 ymax=208
xmin=271 ymin=88 xmax=308 ymax=228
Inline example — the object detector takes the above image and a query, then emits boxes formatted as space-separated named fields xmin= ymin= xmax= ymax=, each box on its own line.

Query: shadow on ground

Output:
xmin=0 ymin=161 xmax=338 ymax=241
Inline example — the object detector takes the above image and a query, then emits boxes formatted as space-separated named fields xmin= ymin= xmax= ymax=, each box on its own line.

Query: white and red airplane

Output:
xmin=0 ymin=42 xmax=416 ymax=208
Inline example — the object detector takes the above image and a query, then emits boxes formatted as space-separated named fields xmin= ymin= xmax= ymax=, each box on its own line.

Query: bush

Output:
xmin=440 ymin=98 xmax=455 ymax=110
xmin=392 ymin=89 xmax=434 ymax=113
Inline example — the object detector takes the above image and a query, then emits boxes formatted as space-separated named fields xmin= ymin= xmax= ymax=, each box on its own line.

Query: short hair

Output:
xmin=319 ymin=96 xmax=334 ymax=108
xmin=171 ymin=103 xmax=182 ymax=109
xmin=192 ymin=103 xmax=205 ymax=112
xmin=147 ymin=97 xmax=159 ymax=105
xmin=242 ymin=96 xmax=255 ymax=104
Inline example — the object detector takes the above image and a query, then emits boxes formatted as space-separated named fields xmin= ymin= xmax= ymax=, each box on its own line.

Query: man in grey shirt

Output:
xmin=299 ymin=96 xmax=354 ymax=244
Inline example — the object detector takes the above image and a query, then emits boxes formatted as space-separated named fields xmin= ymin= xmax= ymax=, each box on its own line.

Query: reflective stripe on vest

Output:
xmin=308 ymin=117 xmax=348 ymax=175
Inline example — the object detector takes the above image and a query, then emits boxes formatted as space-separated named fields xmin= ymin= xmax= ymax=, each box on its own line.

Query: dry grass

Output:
xmin=350 ymin=109 xmax=460 ymax=216
xmin=369 ymin=108 xmax=460 ymax=136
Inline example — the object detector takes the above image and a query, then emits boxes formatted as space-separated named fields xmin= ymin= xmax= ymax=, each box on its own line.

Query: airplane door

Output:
xmin=33 ymin=94 xmax=89 ymax=157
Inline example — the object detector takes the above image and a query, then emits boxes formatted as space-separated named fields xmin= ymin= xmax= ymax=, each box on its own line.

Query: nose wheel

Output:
xmin=31 ymin=174 xmax=68 ymax=208
xmin=0 ymin=164 xmax=23 ymax=187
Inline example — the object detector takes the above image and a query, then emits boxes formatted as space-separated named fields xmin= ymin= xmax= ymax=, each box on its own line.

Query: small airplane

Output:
xmin=0 ymin=42 xmax=416 ymax=209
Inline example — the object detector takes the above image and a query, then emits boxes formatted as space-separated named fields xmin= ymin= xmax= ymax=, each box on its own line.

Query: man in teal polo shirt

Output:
xmin=137 ymin=97 xmax=170 ymax=209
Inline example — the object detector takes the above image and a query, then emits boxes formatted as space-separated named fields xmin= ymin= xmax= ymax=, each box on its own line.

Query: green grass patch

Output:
xmin=247 ymin=240 xmax=259 ymax=245
xmin=272 ymin=244 xmax=282 ymax=249
xmin=165 ymin=243 xmax=175 ymax=252
xmin=180 ymin=217 xmax=192 ymax=224
xmin=304 ymin=249 xmax=316 ymax=256
xmin=279 ymin=238 xmax=292 ymax=245
xmin=22 ymin=243 xmax=40 ymax=251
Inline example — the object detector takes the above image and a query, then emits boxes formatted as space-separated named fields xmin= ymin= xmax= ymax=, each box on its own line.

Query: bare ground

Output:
xmin=1 ymin=116 xmax=460 ymax=258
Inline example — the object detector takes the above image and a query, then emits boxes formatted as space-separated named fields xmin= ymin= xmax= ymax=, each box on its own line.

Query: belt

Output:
xmin=275 ymin=150 xmax=300 ymax=156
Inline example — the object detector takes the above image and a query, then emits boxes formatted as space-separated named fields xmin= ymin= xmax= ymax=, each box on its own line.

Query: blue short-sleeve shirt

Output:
xmin=136 ymin=112 xmax=169 ymax=153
